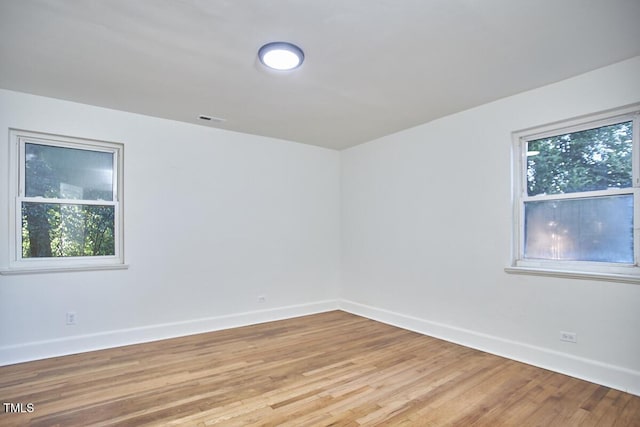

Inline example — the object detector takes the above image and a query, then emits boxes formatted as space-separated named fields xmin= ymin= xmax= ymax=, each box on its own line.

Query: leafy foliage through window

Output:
xmin=7 ymin=130 xmax=124 ymax=272
xmin=513 ymin=106 xmax=639 ymax=278
xmin=526 ymin=122 xmax=632 ymax=196
xmin=22 ymin=203 xmax=115 ymax=258
xmin=21 ymin=143 xmax=117 ymax=258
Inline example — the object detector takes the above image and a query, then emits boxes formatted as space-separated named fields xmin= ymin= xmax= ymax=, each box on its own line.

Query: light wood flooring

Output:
xmin=0 ymin=310 xmax=638 ymax=426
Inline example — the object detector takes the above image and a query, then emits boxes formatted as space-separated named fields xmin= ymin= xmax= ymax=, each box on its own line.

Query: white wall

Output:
xmin=0 ymin=89 xmax=341 ymax=364
xmin=340 ymin=56 xmax=640 ymax=394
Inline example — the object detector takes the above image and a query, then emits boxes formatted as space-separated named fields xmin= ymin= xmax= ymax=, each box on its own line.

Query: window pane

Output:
xmin=527 ymin=121 xmax=632 ymax=196
xmin=524 ymin=195 xmax=633 ymax=263
xmin=22 ymin=202 xmax=115 ymax=258
xmin=25 ymin=143 xmax=114 ymax=200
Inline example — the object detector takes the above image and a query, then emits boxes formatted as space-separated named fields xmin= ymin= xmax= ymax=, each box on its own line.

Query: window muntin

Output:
xmin=512 ymin=106 xmax=640 ymax=279
xmin=6 ymin=130 xmax=124 ymax=272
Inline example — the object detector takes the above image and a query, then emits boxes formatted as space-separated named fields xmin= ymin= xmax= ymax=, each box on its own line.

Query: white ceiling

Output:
xmin=1 ymin=1 xmax=639 ymax=150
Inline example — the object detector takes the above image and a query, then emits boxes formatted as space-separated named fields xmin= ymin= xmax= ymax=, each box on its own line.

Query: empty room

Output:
xmin=1 ymin=1 xmax=640 ymax=425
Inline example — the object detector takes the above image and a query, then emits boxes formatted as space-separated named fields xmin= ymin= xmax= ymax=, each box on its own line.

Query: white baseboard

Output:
xmin=339 ymin=299 xmax=640 ymax=396
xmin=3 ymin=298 xmax=638 ymax=397
xmin=0 ymin=299 xmax=339 ymax=366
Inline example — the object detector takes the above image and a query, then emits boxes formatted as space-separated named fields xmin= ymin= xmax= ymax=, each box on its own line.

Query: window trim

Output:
xmin=2 ymin=129 xmax=126 ymax=274
xmin=508 ymin=104 xmax=640 ymax=283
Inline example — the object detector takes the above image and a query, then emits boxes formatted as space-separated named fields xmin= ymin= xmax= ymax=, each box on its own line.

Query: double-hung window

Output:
xmin=4 ymin=130 xmax=125 ymax=273
xmin=510 ymin=104 xmax=640 ymax=282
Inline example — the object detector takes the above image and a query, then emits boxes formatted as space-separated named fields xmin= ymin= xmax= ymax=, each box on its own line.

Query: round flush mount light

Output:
xmin=258 ymin=42 xmax=304 ymax=71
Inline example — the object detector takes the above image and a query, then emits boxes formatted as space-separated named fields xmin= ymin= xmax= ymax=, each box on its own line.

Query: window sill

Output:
xmin=0 ymin=264 xmax=129 ymax=275
xmin=504 ymin=266 xmax=640 ymax=284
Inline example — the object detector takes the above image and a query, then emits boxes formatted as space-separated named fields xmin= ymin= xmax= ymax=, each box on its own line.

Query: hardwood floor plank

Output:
xmin=1 ymin=311 xmax=638 ymax=426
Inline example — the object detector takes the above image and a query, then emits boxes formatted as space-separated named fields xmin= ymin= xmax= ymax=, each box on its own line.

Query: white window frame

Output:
xmin=506 ymin=104 xmax=640 ymax=283
xmin=2 ymin=129 xmax=126 ymax=274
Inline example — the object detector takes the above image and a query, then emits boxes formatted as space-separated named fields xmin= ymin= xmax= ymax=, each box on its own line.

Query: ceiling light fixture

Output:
xmin=258 ymin=42 xmax=304 ymax=71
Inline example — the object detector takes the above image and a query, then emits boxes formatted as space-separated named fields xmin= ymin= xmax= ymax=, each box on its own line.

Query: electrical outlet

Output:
xmin=560 ymin=331 xmax=577 ymax=343
xmin=257 ymin=296 xmax=266 ymax=303
xmin=66 ymin=312 xmax=77 ymax=325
